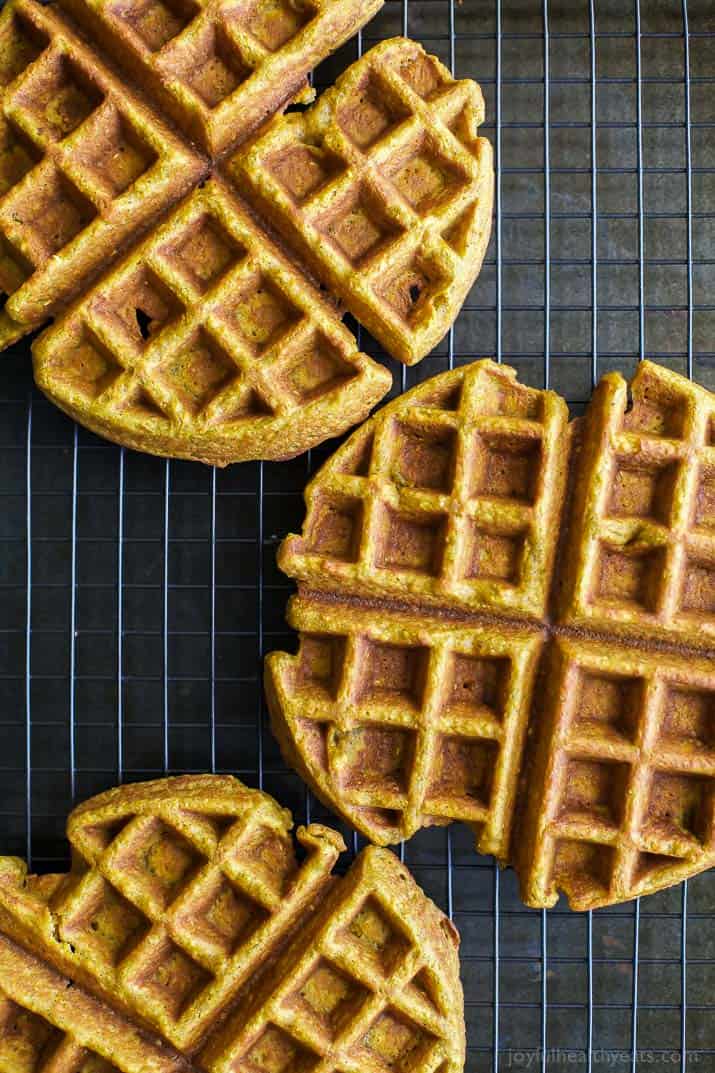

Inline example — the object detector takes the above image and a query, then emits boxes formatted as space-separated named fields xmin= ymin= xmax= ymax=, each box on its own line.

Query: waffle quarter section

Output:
xmin=32 ymin=179 xmax=391 ymax=465
xmin=202 ymin=844 xmax=464 ymax=1073
xmin=560 ymin=360 xmax=715 ymax=652
xmin=517 ymin=637 xmax=715 ymax=911
xmin=266 ymin=595 xmax=544 ymax=855
xmin=0 ymin=0 xmax=204 ymax=348
xmin=277 ymin=359 xmax=569 ymax=620
xmin=58 ymin=0 xmax=383 ymax=155
xmin=228 ymin=37 xmax=494 ymax=365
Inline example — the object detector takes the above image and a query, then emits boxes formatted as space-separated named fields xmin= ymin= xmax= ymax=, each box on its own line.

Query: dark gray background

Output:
xmin=1 ymin=0 xmax=714 ymax=1068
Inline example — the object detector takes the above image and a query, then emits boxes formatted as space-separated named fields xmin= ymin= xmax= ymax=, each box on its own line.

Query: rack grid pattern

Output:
xmin=1 ymin=0 xmax=714 ymax=1069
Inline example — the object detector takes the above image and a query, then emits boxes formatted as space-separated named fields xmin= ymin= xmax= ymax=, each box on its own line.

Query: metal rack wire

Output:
xmin=1 ymin=0 xmax=714 ymax=1069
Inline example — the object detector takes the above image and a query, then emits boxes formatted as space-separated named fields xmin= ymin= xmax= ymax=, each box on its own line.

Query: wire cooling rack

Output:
xmin=1 ymin=0 xmax=714 ymax=1069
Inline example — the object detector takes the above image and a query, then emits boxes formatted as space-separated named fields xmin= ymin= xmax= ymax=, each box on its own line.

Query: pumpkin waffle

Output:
xmin=32 ymin=179 xmax=391 ymax=465
xmin=0 ymin=934 xmax=194 ymax=1073
xmin=0 ymin=0 xmax=204 ymax=349
xmin=266 ymin=596 xmax=544 ymax=854
xmin=267 ymin=358 xmax=715 ymax=910
xmin=59 ymin=0 xmax=383 ymax=156
xmin=558 ymin=360 xmax=715 ymax=651
xmin=277 ymin=359 xmax=569 ymax=619
xmin=0 ymin=774 xmax=465 ymax=1072
xmin=13 ymin=28 xmax=496 ymax=461
xmin=228 ymin=37 xmax=494 ymax=365
xmin=516 ymin=637 xmax=715 ymax=910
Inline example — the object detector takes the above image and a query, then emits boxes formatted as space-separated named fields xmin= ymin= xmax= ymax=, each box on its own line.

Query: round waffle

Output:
xmin=0 ymin=774 xmax=465 ymax=1071
xmin=266 ymin=358 xmax=715 ymax=910
xmin=0 ymin=0 xmax=494 ymax=462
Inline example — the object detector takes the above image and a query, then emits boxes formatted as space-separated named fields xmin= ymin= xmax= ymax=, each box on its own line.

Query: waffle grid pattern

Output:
xmin=205 ymin=849 xmax=459 ymax=1073
xmin=269 ymin=360 xmax=715 ymax=910
xmin=279 ymin=361 xmax=568 ymax=618
xmin=45 ymin=784 xmax=343 ymax=1051
xmin=521 ymin=638 xmax=715 ymax=911
xmin=231 ymin=38 xmax=493 ymax=364
xmin=0 ymin=0 xmax=203 ymax=346
xmin=563 ymin=363 xmax=715 ymax=648
xmin=269 ymin=597 xmax=543 ymax=855
xmin=0 ymin=779 xmax=464 ymax=1073
xmin=33 ymin=180 xmax=389 ymax=465
xmin=61 ymin=0 xmax=381 ymax=156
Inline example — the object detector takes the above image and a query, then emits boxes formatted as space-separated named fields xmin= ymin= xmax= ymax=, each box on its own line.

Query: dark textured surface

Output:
xmin=1 ymin=0 xmax=715 ymax=1069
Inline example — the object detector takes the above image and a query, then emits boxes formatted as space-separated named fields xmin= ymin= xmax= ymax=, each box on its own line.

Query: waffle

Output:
xmin=0 ymin=12 xmax=497 ymax=459
xmin=277 ymin=359 xmax=569 ymax=619
xmin=228 ymin=37 xmax=494 ymax=365
xmin=203 ymin=837 xmax=464 ymax=1073
xmin=0 ymin=0 xmax=204 ymax=349
xmin=0 ymin=933 xmax=194 ymax=1073
xmin=516 ymin=636 xmax=715 ymax=910
xmin=59 ymin=0 xmax=383 ymax=156
xmin=267 ymin=358 xmax=715 ymax=910
xmin=267 ymin=596 xmax=544 ymax=854
xmin=32 ymin=179 xmax=391 ymax=465
xmin=0 ymin=774 xmax=465 ymax=1072
xmin=558 ymin=360 xmax=715 ymax=651
xmin=13 ymin=25 xmax=497 ymax=460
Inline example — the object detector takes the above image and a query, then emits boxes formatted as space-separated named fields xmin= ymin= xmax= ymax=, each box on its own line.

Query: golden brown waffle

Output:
xmin=0 ymin=0 xmax=396 ymax=462
xmin=0 ymin=775 xmax=465 ymax=1072
xmin=203 ymin=838 xmax=464 ymax=1073
xmin=32 ymin=179 xmax=391 ymax=465
xmin=60 ymin=0 xmax=383 ymax=156
xmin=559 ymin=360 xmax=715 ymax=651
xmin=0 ymin=0 xmax=204 ymax=349
xmin=277 ymin=360 xmax=569 ymax=619
xmin=267 ymin=358 xmax=715 ymax=910
xmin=228 ymin=37 xmax=494 ymax=365
xmin=0 ymin=9 xmax=497 ymax=460
xmin=517 ymin=637 xmax=715 ymax=910
xmin=267 ymin=596 xmax=544 ymax=854
xmin=8 ymin=22 xmax=497 ymax=461
xmin=0 ymin=934 xmax=194 ymax=1073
